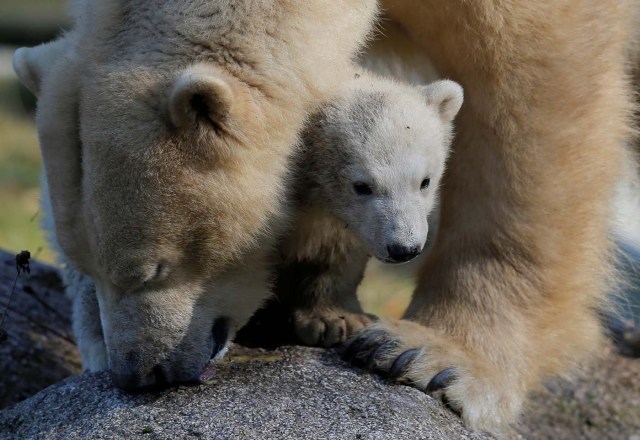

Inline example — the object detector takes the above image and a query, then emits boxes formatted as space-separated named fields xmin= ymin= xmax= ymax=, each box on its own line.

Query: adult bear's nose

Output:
xmin=110 ymin=365 xmax=167 ymax=391
xmin=386 ymin=244 xmax=421 ymax=263
xmin=109 ymin=350 xmax=174 ymax=392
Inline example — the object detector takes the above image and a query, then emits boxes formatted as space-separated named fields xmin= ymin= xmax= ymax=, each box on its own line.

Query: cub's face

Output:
xmin=317 ymin=80 xmax=462 ymax=263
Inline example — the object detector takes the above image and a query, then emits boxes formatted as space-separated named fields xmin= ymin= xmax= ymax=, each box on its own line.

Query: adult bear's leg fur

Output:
xmin=345 ymin=0 xmax=636 ymax=432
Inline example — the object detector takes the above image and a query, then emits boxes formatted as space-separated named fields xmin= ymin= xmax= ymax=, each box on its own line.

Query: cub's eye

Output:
xmin=420 ymin=178 xmax=431 ymax=190
xmin=353 ymin=182 xmax=373 ymax=196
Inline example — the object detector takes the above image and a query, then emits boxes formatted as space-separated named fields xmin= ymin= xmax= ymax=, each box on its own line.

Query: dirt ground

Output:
xmin=514 ymin=346 xmax=640 ymax=440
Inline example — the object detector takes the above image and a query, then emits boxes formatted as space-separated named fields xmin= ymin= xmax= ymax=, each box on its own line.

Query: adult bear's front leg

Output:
xmin=63 ymin=266 xmax=108 ymax=372
xmin=345 ymin=0 xmax=636 ymax=433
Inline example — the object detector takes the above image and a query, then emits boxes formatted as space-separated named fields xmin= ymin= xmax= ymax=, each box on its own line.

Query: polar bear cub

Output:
xmin=273 ymin=73 xmax=463 ymax=347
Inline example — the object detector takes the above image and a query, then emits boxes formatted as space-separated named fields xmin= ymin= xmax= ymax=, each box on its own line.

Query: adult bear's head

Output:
xmin=13 ymin=0 xmax=378 ymax=390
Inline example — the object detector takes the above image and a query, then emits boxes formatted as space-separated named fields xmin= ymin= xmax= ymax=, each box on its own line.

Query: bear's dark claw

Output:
xmin=365 ymin=340 xmax=397 ymax=371
xmin=388 ymin=348 xmax=420 ymax=378
xmin=425 ymin=367 xmax=457 ymax=393
xmin=342 ymin=336 xmax=369 ymax=362
xmin=342 ymin=329 xmax=387 ymax=362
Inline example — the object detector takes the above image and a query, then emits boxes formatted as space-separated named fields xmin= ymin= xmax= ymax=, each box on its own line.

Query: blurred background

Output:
xmin=0 ymin=5 xmax=638 ymax=437
xmin=0 ymin=1 xmax=638 ymax=323
xmin=0 ymin=0 xmax=68 ymax=266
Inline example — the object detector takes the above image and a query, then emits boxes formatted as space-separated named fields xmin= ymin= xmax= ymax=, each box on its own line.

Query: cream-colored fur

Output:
xmin=272 ymin=72 xmax=461 ymax=347
xmin=14 ymin=0 xmax=639 ymax=434
xmin=14 ymin=0 xmax=378 ymax=389
xmin=342 ymin=1 xmax=638 ymax=434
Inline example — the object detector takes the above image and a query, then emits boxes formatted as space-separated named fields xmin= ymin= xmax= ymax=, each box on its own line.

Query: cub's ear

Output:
xmin=13 ymin=37 xmax=70 ymax=96
xmin=421 ymin=80 xmax=464 ymax=123
xmin=169 ymin=64 xmax=241 ymax=129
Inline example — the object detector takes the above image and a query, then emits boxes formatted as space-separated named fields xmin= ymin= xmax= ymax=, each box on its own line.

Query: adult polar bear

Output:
xmin=14 ymin=0 xmax=637 ymax=435
xmin=14 ymin=0 xmax=378 ymax=388
xmin=340 ymin=0 xmax=636 ymax=433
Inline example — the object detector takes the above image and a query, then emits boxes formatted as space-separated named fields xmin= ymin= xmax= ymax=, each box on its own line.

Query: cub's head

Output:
xmin=307 ymin=79 xmax=463 ymax=263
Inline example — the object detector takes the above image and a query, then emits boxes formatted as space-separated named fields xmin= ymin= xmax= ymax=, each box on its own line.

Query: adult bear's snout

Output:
xmin=109 ymin=351 xmax=199 ymax=392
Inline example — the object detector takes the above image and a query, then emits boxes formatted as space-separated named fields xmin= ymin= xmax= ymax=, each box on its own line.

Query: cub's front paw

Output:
xmin=294 ymin=309 xmax=375 ymax=348
xmin=343 ymin=319 xmax=524 ymax=434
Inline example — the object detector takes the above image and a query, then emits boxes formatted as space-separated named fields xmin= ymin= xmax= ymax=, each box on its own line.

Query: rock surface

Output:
xmin=0 ymin=345 xmax=491 ymax=440
xmin=0 ymin=250 xmax=81 ymax=409
xmin=1 ymin=250 xmax=639 ymax=440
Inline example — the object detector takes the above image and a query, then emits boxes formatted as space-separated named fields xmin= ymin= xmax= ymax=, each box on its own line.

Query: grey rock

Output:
xmin=0 ymin=345 xmax=492 ymax=440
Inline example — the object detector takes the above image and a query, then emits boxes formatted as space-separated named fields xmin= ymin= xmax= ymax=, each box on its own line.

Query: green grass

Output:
xmin=0 ymin=0 xmax=66 ymax=15
xmin=0 ymin=0 xmax=67 ymax=26
xmin=0 ymin=2 xmax=67 ymax=263
xmin=358 ymin=260 xmax=414 ymax=318
xmin=0 ymin=79 xmax=54 ymax=264
xmin=0 ymin=1 xmax=68 ymax=46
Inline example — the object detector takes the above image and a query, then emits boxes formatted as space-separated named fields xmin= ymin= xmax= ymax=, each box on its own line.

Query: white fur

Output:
xmin=300 ymin=73 xmax=462 ymax=262
xmin=14 ymin=0 xmax=378 ymax=387
xmin=269 ymin=72 xmax=463 ymax=348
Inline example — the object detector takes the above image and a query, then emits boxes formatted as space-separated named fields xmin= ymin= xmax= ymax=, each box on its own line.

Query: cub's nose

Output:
xmin=386 ymin=244 xmax=421 ymax=263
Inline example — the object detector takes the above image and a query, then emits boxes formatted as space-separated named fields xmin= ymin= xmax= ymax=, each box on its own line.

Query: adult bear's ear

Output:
xmin=35 ymin=40 xmax=91 ymax=272
xmin=13 ymin=37 xmax=70 ymax=96
xmin=421 ymin=79 xmax=464 ymax=123
xmin=169 ymin=64 xmax=242 ymax=130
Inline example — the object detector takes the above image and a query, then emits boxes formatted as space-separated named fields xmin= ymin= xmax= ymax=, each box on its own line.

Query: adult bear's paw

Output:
xmin=293 ymin=308 xmax=376 ymax=348
xmin=342 ymin=319 xmax=523 ymax=434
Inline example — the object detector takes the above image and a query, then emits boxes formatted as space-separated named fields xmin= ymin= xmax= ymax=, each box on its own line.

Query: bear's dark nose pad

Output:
xmin=152 ymin=364 xmax=171 ymax=388
xmin=211 ymin=317 xmax=230 ymax=360
xmin=110 ymin=370 xmax=143 ymax=391
xmin=386 ymin=244 xmax=421 ymax=263
xmin=110 ymin=363 xmax=173 ymax=392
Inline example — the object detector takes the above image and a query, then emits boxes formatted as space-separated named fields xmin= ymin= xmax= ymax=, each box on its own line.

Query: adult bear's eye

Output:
xmin=353 ymin=182 xmax=373 ymax=196
xmin=420 ymin=178 xmax=431 ymax=190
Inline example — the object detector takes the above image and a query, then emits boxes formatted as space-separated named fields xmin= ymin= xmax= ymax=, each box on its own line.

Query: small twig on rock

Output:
xmin=0 ymin=250 xmax=31 ymax=343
